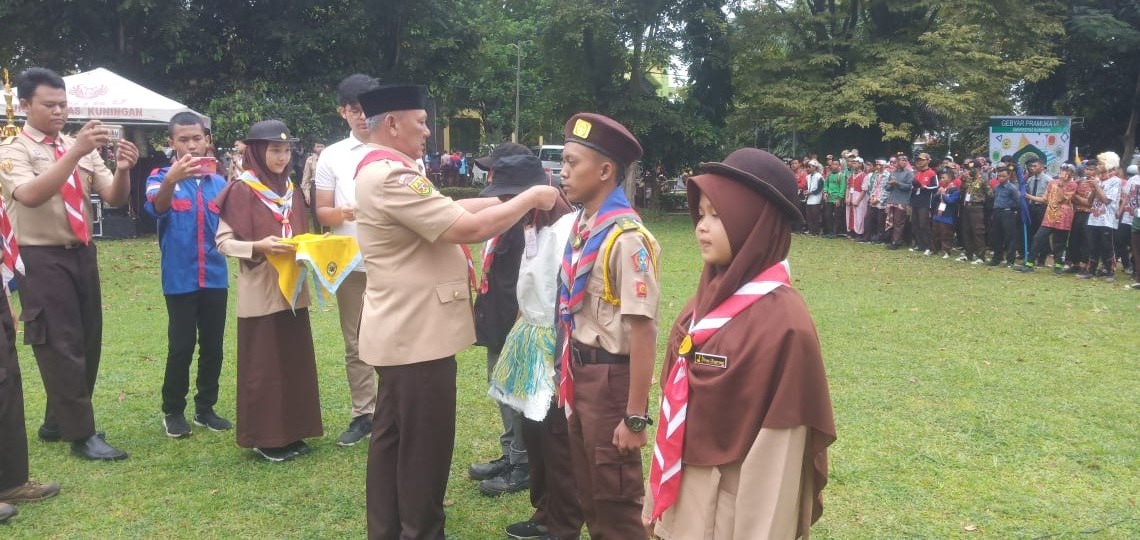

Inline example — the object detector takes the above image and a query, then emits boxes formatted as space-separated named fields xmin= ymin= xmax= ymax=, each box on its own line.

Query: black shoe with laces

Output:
xmin=164 ymin=413 xmax=192 ymax=438
xmin=479 ymin=463 xmax=530 ymax=496
xmin=337 ymin=414 xmax=372 ymax=447
xmin=469 ymin=455 xmax=510 ymax=480
xmin=505 ymin=519 xmax=548 ymax=539
xmin=193 ymin=410 xmax=232 ymax=432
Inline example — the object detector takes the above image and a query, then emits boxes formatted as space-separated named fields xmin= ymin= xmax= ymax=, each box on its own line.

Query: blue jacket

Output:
xmin=932 ymin=187 xmax=961 ymax=225
xmin=144 ymin=167 xmax=229 ymax=295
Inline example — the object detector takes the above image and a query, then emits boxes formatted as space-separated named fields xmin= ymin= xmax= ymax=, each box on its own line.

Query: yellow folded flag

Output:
xmin=266 ymin=233 xmax=362 ymax=309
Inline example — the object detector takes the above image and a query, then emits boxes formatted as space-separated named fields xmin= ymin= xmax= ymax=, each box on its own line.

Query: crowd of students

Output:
xmin=791 ymin=149 xmax=1140 ymax=288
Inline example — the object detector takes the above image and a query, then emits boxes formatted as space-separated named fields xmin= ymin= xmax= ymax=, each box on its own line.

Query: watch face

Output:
xmin=625 ymin=416 xmax=647 ymax=432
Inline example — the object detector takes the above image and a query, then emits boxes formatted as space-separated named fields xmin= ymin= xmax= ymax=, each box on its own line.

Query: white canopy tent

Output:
xmin=14 ymin=67 xmax=209 ymax=126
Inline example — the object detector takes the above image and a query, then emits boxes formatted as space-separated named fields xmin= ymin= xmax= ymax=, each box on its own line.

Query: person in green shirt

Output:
xmin=822 ymin=159 xmax=847 ymax=237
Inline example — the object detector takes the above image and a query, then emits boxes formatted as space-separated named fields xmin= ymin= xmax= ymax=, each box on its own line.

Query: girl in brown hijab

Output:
xmin=644 ymin=148 xmax=836 ymax=539
xmin=214 ymin=120 xmax=322 ymax=462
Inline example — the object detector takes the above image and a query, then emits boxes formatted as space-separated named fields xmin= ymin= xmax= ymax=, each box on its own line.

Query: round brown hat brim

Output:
xmin=698 ymin=162 xmax=804 ymax=224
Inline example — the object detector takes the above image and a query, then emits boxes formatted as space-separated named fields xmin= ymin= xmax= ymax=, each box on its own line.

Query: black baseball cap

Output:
xmin=474 ymin=143 xmax=532 ymax=171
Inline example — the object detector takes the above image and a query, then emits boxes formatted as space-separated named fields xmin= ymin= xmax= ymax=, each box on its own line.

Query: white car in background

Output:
xmin=533 ymin=145 xmax=564 ymax=184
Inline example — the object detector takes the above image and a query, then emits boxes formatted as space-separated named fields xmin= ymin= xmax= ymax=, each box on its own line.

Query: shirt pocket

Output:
xmin=587 ymin=275 xmax=617 ymax=326
xmin=171 ymin=198 xmax=193 ymax=212
xmin=434 ymin=280 xmax=470 ymax=305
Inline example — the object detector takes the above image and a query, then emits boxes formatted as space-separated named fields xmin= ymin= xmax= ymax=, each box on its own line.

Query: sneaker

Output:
xmin=956 ymin=255 xmax=969 ymax=262
xmin=942 ymin=253 xmax=950 ymax=259
xmin=972 ymin=258 xmax=985 ymax=265
xmin=909 ymin=247 xmax=918 ymax=252
xmin=0 ymin=481 xmax=61 ymax=503
xmin=254 ymin=446 xmax=295 ymax=462
xmin=286 ymin=440 xmax=312 ymax=456
xmin=923 ymin=249 xmax=932 ymax=256
xmin=1076 ymin=272 xmax=1093 ymax=279
xmin=987 ymin=259 xmax=1001 ymax=267
xmin=1013 ymin=265 xmax=1035 ymax=273
xmin=469 ymin=455 xmax=510 ymax=481
xmin=1103 ymin=274 xmax=1116 ymax=283
xmin=337 ymin=414 xmax=372 ymax=447
xmin=1128 ymin=282 xmax=1140 ymax=290
xmin=0 ymin=502 xmax=15 ymax=522
xmin=163 ymin=413 xmax=192 ymax=439
xmin=479 ymin=464 xmax=530 ymax=496
xmin=193 ymin=410 xmax=232 ymax=432
xmin=505 ymin=520 xmax=549 ymax=539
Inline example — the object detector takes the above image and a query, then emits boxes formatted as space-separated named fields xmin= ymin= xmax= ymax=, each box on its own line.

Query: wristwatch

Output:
xmin=624 ymin=414 xmax=653 ymax=433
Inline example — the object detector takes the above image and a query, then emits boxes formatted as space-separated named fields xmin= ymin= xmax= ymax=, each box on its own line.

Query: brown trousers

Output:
xmin=567 ymin=361 xmax=647 ymax=540
xmin=522 ymin=401 xmax=584 ymax=539
xmin=932 ymin=221 xmax=956 ymax=255
xmin=805 ymin=205 xmax=822 ymax=235
xmin=1132 ymin=230 xmax=1140 ymax=282
xmin=16 ymin=244 xmax=102 ymax=441
xmin=368 ymin=357 xmax=457 ymax=540
xmin=961 ymin=206 xmax=987 ymax=259
xmin=888 ymin=206 xmax=908 ymax=247
xmin=0 ymin=296 xmax=29 ymax=491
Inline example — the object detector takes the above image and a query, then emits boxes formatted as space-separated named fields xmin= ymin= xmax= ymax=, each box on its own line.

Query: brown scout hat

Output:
xmin=563 ymin=113 xmax=643 ymax=167
xmin=698 ymin=148 xmax=804 ymax=224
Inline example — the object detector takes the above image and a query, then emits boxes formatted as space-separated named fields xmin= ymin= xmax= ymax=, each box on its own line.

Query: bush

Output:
xmin=661 ymin=192 xmax=689 ymax=212
xmin=440 ymin=187 xmax=484 ymax=200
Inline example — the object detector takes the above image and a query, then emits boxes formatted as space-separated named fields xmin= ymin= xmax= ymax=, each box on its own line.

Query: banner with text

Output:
xmin=989 ymin=116 xmax=1071 ymax=176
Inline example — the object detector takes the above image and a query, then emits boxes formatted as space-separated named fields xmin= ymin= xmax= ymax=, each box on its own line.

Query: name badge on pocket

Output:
xmin=693 ymin=352 xmax=727 ymax=369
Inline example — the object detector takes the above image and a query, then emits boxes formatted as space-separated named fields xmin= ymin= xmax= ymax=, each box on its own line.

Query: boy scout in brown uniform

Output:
xmin=352 ymin=84 xmax=559 ymax=540
xmin=557 ymin=113 xmax=659 ymax=540
xmin=0 ymin=68 xmax=138 ymax=461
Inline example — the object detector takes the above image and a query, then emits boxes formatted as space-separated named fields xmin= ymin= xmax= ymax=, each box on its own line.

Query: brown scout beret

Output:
xmin=563 ymin=113 xmax=643 ymax=168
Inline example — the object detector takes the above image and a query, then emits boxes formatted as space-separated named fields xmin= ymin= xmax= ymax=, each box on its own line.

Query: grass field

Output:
xmin=4 ymin=213 xmax=1138 ymax=539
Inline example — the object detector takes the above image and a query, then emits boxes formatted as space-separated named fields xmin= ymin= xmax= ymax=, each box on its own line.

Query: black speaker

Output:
xmin=101 ymin=214 xmax=138 ymax=239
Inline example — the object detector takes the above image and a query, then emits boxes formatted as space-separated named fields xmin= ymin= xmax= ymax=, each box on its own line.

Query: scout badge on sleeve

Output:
xmin=649 ymin=260 xmax=792 ymax=521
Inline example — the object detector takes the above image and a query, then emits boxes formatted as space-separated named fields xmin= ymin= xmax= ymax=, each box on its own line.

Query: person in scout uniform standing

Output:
xmin=557 ymin=113 xmax=660 ymax=540
xmin=644 ymin=148 xmax=836 ymax=539
xmin=143 ymin=111 xmax=232 ymax=439
xmin=215 ymin=120 xmax=323 ymax=462
xmin=313 ymin=73 xmax=381 ymax=447
xmin=352 ymin=84 xmax=560 ymax=540
xmin=0 ymin=67 xmax=139 ymax=461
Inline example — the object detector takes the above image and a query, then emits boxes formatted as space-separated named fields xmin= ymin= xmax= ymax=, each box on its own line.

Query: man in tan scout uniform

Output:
xmin=352 ymin=84 xmax=559 ymax=540
xmin=0 ymin=67 xmax=139 ymax=461
xmin=557 ymin=112 xmax=659 ymax=540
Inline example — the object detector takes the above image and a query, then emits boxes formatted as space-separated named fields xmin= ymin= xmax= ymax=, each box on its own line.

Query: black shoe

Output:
xmin=469 ymin=455 xmax=509 ymax=480
xmin=886 ymin=244 xmax=900 ymax=250
xmin=479 ymin=463 xmax=530 ymax=496
xmin=71 ymin=434 xmax=128 ymax=461
xmin=506 ymin=520 xmax=549 ymax=539
xmin=254 ymin=446 xmax=295 ymax=462
xmin=286 ymin=440 xmax=312 ymax=456
xmin=37 ymin=424 xmax=61 ymax=442
xmin=0 ymin=502 xmax=16 ymax=522
xmin=337 ymin=414 xmax=371 ymax=447
xmin=987 ymin=259 xmax=1001 ymax=266
xmin=1013 ymin=265 xmax=1035 ymax=273
xmin=163 ymin=413 xmax=192 ymax=438
xmin=193 ymin=410 xmax=232 ymax=432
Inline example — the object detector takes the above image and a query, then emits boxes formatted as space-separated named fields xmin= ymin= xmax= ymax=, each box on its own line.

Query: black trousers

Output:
xmin=1114 ymin=222 xmax=1132 ymax=270
xmin=162 ymin=289 xmax=228 ymax=415
xmin=522 ymin=402 xmax=585 ymax=540
xmin=1068 ymin=212 xmax=1091 ymax=266
xmin=1086 ymin=225 xmax=1116 ymax=275
xmin=913 ymin=207 xmax=932 ymax=250
xmin=368 ymin=357 xmax=457 ymax=540
xmin=1028 ymin=204 xmax=1046 ymax=240
xmin=16 ymin=244 xmax=102 ymax=441
xmin=806 ymin=204 xmax=822 ymax=235
xmin=0 ymin=296 xmax=29 ymax=492
xmin=1028 ymin=226 xmax=1068 ymax=267
xmin=990 ymin=209 xmax=1019 ymax=264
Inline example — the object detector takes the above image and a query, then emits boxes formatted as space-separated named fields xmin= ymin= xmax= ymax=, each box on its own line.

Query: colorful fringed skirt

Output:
xmin=489 ymin=318 xmax=557 ymax=422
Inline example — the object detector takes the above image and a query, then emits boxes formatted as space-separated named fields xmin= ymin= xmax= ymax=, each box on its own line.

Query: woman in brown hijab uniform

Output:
xmin=644 ymin=148 xmax=836 ymax=539
xmin=215 ymin=120 xmax=323 ymax=462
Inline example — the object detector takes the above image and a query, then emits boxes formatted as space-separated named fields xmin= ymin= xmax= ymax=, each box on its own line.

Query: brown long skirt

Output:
xmin=236 ymin=309 xmax=323 ymax=448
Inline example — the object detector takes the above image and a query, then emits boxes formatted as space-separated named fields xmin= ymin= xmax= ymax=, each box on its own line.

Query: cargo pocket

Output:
xmin=20 ymin=306 xmax=46 ymax=346
xmin=593 ymin=446 xmax=644 ymax=502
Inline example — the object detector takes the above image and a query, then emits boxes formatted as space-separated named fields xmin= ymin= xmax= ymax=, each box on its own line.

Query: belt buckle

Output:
xmin=64 ymin=242 xmax=82 ymax=250
xmin=571 ymin=345 xmax=584 ymax=365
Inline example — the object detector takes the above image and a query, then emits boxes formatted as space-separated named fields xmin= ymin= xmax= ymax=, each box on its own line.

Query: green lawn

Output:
xmin=5 ymin=214 xmax=1139 ymax=539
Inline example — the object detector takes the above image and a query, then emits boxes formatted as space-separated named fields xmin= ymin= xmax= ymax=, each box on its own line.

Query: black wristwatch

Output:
xmin=624 ymin=414 xmax=653 ymax=433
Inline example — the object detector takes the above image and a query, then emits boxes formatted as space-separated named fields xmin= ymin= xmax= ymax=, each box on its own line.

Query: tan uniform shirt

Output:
xmin=300 ymin=154 xmax=317 ymax=204
xmin=0 ymin=125 xmax=114 ymax=246
xmin=355 ymin=145 xmax=472 ymax=367
xmin=570 ymin=212 xmax=661 ymax=355
xmin=215 ymin=219 xmax=311 ymax=318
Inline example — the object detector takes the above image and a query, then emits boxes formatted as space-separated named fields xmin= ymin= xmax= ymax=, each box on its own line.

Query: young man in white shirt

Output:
xmin=314 ymin=74 xmax=382 ymax=446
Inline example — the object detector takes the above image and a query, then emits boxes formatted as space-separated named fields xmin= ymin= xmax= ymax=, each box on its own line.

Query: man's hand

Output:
xmin=164 ymin=154 xmax=203 ymax=184
xmin=339 ymin=205 xmax=356 ymax=222
xmin=526 ymin=185 xmax=561 ymax=211
xmin=612 ymin=420 xmax=648 ymax=455
xmin=71 ymin=120 xmax=111 ymax=155
xmin=115 ymin=140 xmax=140 ymax=171
xmin=253 ymin=236 xmax=295 ymax=255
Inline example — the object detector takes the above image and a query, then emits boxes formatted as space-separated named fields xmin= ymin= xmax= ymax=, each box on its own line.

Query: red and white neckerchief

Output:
xmin=647 ymin=260 xmax=792 ymax=521
xmin=0 ymin=204 xmax=23 ymax=275
xmin=26 ymin=131 xmax=88 ymax=244
xmin=238 ymin=170 xmax=295 ymax=237
xmin=478 ymin=235 xmax=500 ymax=294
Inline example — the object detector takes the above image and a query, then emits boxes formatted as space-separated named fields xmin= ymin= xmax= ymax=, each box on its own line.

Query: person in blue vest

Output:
xmin=144 ymin=111 xmax=231 ymax=439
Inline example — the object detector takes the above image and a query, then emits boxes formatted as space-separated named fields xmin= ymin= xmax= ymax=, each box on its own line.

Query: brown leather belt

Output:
xmin=571 ymin=342 xmax=629 ymax=365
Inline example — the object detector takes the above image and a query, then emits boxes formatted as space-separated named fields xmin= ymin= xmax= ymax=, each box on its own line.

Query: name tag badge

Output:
xmin=693 ymin=352 xmax=727 ymax=369
xmin=524 ymin=225 xmax=537 ymax=259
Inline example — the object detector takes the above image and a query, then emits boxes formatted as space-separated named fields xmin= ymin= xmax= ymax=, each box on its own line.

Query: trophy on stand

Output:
xmin=2 ymin=68 xmax=20 ymax=139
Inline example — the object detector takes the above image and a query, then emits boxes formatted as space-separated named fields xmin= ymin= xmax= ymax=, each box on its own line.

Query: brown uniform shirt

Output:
xmin=570 ymin=212 xmax=661 ymax=355
xmin=215 ymin=218 xmax=311 ymax=318
xmin=0 ymin=125 xmax=114 ymax=246
xmin=355 ymin=145 xmax=471 ymax=367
